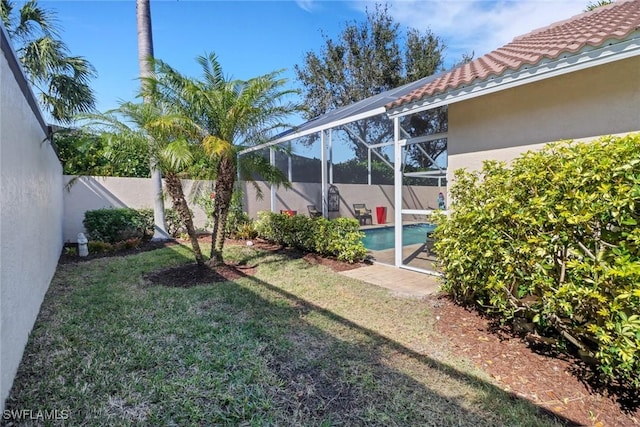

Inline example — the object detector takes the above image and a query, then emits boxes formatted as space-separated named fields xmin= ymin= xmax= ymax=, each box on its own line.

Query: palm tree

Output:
xmin=1 ymin=0 xmax=96 ymax=122
xmin=147 ymin=53 xmax=302 ymax=266
xmin=136 ymin=0 xmax=169 ymax=241
xmin=79 ymin=102 xmax=208 ymax=265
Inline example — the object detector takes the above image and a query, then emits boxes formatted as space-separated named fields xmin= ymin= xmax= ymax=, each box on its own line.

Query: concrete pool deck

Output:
xmin=348 ymin=222 xmax=442 ymax=297
xmin=339 ymin=263 xmax=441 ymax=298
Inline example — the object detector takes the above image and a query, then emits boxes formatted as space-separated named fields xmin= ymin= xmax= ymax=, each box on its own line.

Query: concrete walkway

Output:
xmin=339 ymin=263 xmax=441 ymax=298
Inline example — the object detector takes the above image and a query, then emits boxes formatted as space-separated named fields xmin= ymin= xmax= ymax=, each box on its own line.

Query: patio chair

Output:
xmin=424 ymin=230 xmax=436 ymax=256
xmin=353 ymin=203 xmax=372 ymax=225
xmin=307 ymin=205 xmax=322 ymax=218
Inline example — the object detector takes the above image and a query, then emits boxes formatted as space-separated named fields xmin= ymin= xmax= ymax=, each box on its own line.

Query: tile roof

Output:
xmin=387 ymin=0 xmax=640 ymax=110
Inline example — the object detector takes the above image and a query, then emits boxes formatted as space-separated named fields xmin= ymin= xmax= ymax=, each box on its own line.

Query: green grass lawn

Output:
xmin=4 ymin=243 xmax=564 ymax=426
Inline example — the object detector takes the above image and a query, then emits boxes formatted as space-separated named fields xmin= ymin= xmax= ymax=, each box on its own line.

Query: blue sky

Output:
xmin=37 ymin=0 xmax=588 ymax=120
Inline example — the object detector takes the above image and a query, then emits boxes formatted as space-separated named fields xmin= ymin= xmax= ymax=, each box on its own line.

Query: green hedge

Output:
xmin=83 ymin=208 xmax=149 ymax=243
xmin=254 ymin=212 xmax=368 ymax=263
xmin=83 ymin=208 xmax=184 ymax=243
xmin=435 ymin=134 xmax=640 ymax=387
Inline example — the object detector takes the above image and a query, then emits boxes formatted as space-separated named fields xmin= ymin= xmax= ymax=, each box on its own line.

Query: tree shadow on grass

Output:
xmin=137 ymin=243 xmax=582 ymax=424
xmin=167 ymin=259 xmax=580 ymax=426
xmin=22 ymin=243 xmax=579 ymax=426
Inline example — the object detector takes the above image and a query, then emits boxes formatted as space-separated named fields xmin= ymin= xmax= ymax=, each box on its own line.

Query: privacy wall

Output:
xmin=63 ymin=177 xmax=443 ymax=241
xmin=0 ymin=28 xmax=63 ymax=409
xmin=63 ymin=176 xmax=210 ymax=242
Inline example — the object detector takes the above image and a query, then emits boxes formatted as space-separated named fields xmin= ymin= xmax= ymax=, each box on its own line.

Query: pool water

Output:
xmin=361 ymin=223 xmax=436 ymax=251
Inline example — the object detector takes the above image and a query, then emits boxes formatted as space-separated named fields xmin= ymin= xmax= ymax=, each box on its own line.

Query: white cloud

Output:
xmin=350 ymin=0 xmax=587 ymax=66
xmin=295 ymin=0 xmax=317 ymax=12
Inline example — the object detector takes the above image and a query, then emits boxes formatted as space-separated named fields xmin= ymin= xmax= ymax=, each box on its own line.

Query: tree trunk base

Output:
xmin=207 ymin=256 xmax=223 ymax=268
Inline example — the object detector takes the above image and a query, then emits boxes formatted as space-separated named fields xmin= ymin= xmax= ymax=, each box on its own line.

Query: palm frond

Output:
xmin=238 ymin=151 xmax=291 ymax=189
xmin=12 ymin=0 xmax=59 ymax=40
xmin=202 ymin=135 xmax=233 ymax=158
xmin=161 ymin=139 xmax=194 ymax=171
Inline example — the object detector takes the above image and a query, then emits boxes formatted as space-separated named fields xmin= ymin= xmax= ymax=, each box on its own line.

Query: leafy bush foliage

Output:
xmin=84 ymin=208 xmax=184 ymax=243
xmin=196 ymin=188 xmax=253 ymax=239
xmin=138 ymin=209 xmax=183 ymax=238
xmin=435 ymin=134 xmax=640 ymax=387
xmin=55 ymin=129 xmax=150 ymax=177
xmin=254 ymin=212 xmax=368 ymax=263
xmin=85 ymin=238 xmax=142 ymax=255
xmin=87 ymin=240 xmax=114 ymax=254
xmin=84 ymin=208 xmax=150 ymax=243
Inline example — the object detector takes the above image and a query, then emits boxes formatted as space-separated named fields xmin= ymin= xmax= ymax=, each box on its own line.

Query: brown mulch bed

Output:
xmin=59 ymin=237 xmax=362 ymax=284
xmin=429 ymin=294 xmax=640 ymax=427
xmin=58 ymin=237 xmax=639 ymax=426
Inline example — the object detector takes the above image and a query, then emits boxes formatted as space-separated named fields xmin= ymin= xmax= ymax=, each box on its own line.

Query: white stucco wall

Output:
xmin=447 ymin=56 xmax=640 ymax=178
xmin=62 ymin=176 xmax=211 ymax=242
xmin=63 ymin=177 xmax=444 ymax=239
xmin=1 ymin=31 xmax=63 ymax=409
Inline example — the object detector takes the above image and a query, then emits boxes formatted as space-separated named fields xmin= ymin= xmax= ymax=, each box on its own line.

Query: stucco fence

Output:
xmin=63 ymin=175 xmax=445 ymax=242
xmin=1 ymin=28 xmax=64 ymax=408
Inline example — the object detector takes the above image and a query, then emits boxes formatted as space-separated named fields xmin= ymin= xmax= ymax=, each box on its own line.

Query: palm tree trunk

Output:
xmin=164 ymin=173 xmax=205 ymax=266
xmin=136 ymin=0 xmax=169 ymax=240
xmin=209 ymin=155 xmax=236 ymax=266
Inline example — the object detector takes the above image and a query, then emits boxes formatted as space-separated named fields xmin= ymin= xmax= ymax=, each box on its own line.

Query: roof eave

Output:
xmin=387 ymin=35 xmax=640 ymax=119
xmin=239 ymin=106 xmax=387 ymax=155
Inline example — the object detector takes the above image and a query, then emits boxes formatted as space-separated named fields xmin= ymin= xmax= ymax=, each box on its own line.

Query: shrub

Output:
xmin=83 ymin=208 xmax=149 ymax=243
xmin=87 ymin=240 xmax=114 ymax=254
xmin=195 ymin=188 xmax=252 ymax=238
xmin=254 ymin=212 xmax=367 ymax=263
xmin=138 ymin=208 xmax=184 ymax=238
xmin=235 ymin=222 xmax=257 ymax=240
xmin=435 ymin=134 xmax=640 ymax=387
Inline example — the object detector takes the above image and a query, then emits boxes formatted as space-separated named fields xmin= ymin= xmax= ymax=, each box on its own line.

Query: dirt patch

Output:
xmin=144 ymin=262 xmax=257 ymax=288
xmin=429 ymin=294 xmax=640 ymax=427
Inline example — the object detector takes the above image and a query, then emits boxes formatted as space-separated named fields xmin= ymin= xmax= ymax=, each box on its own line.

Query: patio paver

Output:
xmin=339 ymin=263 xmax=440 ymax=298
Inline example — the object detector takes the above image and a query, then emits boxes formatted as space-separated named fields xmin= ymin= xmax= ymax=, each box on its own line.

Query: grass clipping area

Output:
xmin=5 ymin=243 xmax=563 ymax=426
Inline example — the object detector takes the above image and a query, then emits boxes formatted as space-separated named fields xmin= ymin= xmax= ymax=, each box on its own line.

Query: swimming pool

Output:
xmin=361 ymin=223 xmax=436 ymax=251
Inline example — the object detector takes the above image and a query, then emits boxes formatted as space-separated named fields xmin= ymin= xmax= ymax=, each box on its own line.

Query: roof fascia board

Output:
xmin=387 ymin=36 xmax=640 ymax=118
xmin=239 ymin=106 xmax=387 ymax=155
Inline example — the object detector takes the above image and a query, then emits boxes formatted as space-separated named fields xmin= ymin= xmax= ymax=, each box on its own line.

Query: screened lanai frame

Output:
xmin=238 ymin=74 xmax=448 ymax=275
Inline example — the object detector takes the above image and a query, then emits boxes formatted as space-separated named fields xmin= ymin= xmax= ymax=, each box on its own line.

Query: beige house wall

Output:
xmin=447 ymin=56 xmax=640 ymax=179
xmin=1 ymin=32 xmax=63 ymax=409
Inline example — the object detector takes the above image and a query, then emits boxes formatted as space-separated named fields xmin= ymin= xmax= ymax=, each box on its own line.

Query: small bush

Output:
xmin=235 ymin=222 xmax=257 ymax=240
xmin=254 ymin=212 xmax=367 ymax=263
xmin=436 ymin=134 xmax=640 ymax=388
xmin=84 ymin=208 xmax=148 ymax=243
xmin=138 ymin=208 xmax=183 ymax=238
xmin=87 ymin=240 xmax=114 ymax=254
xmin=114 ymin=238 xmax=142 ymax=251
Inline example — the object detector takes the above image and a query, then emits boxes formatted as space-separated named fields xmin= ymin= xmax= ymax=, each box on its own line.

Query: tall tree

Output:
xmin=1 ymin=0 xmax=96 ymax=122
xmin=55 ymin=128 xmax=150 ymax=177
xmin=147 ymin=53 xmax=302 ymax=266
xmin=136 ymin=0 xmax=169 ymax=240
xmin=294 ymin=3 xmax=445 ymax=161
xmin=79 ymin=102 xmax=208 ymax=265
